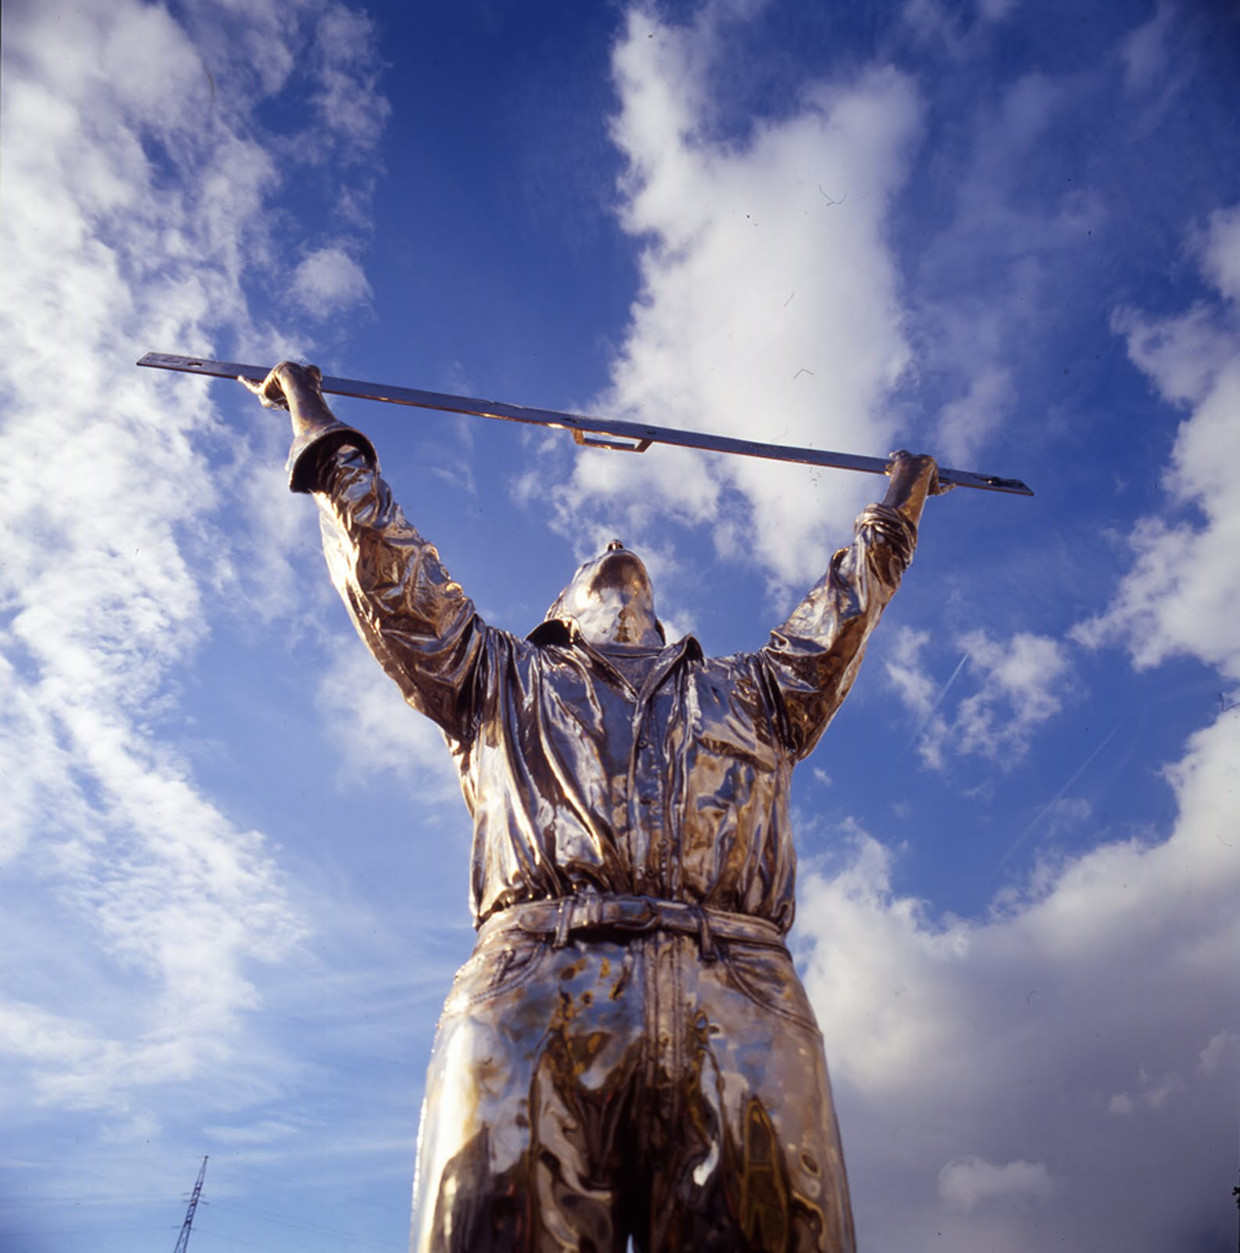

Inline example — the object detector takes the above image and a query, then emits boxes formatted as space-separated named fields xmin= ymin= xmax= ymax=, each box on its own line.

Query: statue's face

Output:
xmin=552 ymin=540 xmax=662 ymax=647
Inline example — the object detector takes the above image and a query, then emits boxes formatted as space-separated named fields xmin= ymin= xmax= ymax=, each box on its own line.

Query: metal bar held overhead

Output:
xmin=138 ymin=353 xmax=1034 ymax=496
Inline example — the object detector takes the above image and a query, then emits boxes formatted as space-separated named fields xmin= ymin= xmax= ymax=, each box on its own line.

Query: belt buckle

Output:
xmin=608 ymin=896 xmax=658 ymax=931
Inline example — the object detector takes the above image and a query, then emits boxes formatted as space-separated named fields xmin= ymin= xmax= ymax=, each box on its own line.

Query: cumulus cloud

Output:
xmin=550 ymin=3 xmax=921 ymax=588
xmin=1110 ymin=303 xmax=1234 ymax=408
xmin=0 ymin=0 xmax=386 ymax=1120
xmin=291 ymin=244 xmax=372 ymax=316
xmin=797 ymin=699 xmax=1240 ymax=1247
xmin=1078 ymin=208 xmax=1240 ymax=678
xmin=804 ymin=202 xmax=1240 ymax=1247
xmin=951 ymin=631 xmax=1071 ymax=757
xmin=938 ymin=1156 xmax=1055 ymax=1211
xmin=1195 ymin=203 xmax=1240 ymax=304
xmin=1197 ymin=1028 xmax=1240 ymax=1077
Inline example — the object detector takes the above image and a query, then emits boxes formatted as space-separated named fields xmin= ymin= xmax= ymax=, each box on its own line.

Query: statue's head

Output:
xmin=536 ymin=539 xmax=665 ymax=648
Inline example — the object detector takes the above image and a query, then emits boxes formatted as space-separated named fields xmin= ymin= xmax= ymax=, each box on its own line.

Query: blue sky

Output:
xmin=2 ymin=0 xmax=1240 ymax=1249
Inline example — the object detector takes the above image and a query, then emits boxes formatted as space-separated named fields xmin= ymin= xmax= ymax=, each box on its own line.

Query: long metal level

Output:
xmin=138 ymin=352 xmax=1034 ymax=496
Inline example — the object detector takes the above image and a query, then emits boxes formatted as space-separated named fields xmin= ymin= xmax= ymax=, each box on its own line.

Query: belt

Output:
xmin=476 ymin=894 xmax=788 ymax=962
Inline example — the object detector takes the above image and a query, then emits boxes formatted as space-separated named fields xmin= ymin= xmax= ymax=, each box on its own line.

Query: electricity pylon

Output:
xmin=173 ymin=1156 xmax=208 ymax=1253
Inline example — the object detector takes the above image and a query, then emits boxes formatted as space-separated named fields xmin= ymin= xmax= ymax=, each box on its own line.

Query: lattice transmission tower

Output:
xmin=173 ymin=1156 xmax=208 ymax=1253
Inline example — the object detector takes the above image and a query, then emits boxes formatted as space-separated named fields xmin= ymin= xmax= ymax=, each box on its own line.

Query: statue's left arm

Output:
xmin=759 ymin=452 xmax=946 ymax=758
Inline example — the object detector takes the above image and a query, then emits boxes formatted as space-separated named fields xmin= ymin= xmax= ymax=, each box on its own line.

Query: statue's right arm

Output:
xmin=243 ymin=362 xmax=489 ymax=743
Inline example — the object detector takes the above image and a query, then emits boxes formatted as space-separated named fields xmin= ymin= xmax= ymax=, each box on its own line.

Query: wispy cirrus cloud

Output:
xmin=0 ymin=0 xmax=387 ymax=1127
xmin=910 ymin=66 xmax=1107 ymax=471
xmin=901 ymin=0 xmax=1018 ymax=61
xmin=316 ymin=636 xmax=461 ymax=801
xmin=1119 ymin=2 xmax=1176 ymax=93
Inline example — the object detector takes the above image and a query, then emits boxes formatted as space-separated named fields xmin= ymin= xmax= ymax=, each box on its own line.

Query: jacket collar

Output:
xmin=526 ymin=617 xmax=703 ymax=663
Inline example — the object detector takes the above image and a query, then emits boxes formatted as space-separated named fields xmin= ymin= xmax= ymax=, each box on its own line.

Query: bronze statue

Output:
xmin=243 ymin=360 xmax=948 ymax=1253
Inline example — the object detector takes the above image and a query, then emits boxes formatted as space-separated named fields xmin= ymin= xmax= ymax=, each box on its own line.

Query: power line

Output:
xmin=202 ymin=1197 xmax=402 ymax=1249
xmin=0 ymin=1225 xmax=175 ymax=1238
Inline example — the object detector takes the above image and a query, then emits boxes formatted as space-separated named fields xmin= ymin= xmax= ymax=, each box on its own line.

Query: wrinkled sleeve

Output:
xmin=758 ymin=503 xmax=917 ymax=759
xmin=294 ymin=428 xmax=489 ymax=744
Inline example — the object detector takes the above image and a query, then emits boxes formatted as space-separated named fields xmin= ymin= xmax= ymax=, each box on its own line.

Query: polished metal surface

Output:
xmin=142 ymin=351 xmax=1034 ymax=494
xmin=417 ymin=930 xmax=853 ymax=1252
xmin=237 ymin=361 xmax=942 ymax=1251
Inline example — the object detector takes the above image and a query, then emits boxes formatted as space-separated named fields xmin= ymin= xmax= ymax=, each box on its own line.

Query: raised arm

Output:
xmin=759 ymin=451 xmax=948 ymax=758
xmin=242 ymin=362 xmax=489 ymax=743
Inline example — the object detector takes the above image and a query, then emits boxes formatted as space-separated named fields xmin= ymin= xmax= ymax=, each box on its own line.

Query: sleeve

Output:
xmin=295 ymin=429 xmax=491 ymax=744
xmin=757 ymin=502 xmax=918 ymax=759
xmin=286 ymin=419 xmax=377 ymax=494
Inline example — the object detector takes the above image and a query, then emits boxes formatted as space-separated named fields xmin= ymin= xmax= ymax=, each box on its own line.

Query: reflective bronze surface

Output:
xmin=251 ymin=363 xmax=939 ymax=1252
xmin=415 ymin=929 xmax=851 ymax=1252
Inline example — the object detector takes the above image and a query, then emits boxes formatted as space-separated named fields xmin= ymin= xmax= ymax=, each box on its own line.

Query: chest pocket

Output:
xmin=689 ymin=665 xmax=782 ymax=774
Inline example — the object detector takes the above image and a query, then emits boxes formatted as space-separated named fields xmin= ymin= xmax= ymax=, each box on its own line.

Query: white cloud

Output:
xmin=1119 ymin=2 xmax=1175 ymax=94
xmin=551 ymin=3 xmax=921 ymax=589
xmin=902 ymin=0 xmax=1016 ymax=58
xmin=1197 ymin=1029 xmax=1239 ymax=1077
xmin=883 ymin=626 xmax=940 ymax=718
xmin=0 ymin=0 xmax=387 ymax=1121
xmin=906 ymin=66 xmax=1104 ymax=478
xmin=1110 ymin=303 xmax=1234 ymax=407
xmin=1036 ymin=794 xmax=1092 ymax=835
xmin=316 ymin=635 xmax=461 ymax=801
xmin=312 ymin=7 xmax=391 ymax=153
xmin=1195 ymin=203 xmax=1240 ymax=304
xmin=291 ymin=244 xmax=372 ymax=316
xmin=938 ymin=1156 xmax=1054 ymax=1211
xmin=902 ymin=0 xmax=966 ymax=55
xmin=933 ymin=366 xmax=1014 ymax=467
xmin=1106 ymin=1067 xmax=1186 ymax=1116
xmin=885 ymin=627 xmax=1070 ymax=769
xmin=951 ymin=630 xmax=1070 ymax=759
xmin=1079 ymin=219 xmax=1240 ymax=678
xmin=204 ymin=1118 xmax=301 ymax=1145
xmin=798 ymin=699 xmax=1240 ymax=1247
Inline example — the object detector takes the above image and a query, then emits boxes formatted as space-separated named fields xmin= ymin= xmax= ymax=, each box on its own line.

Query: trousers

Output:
xmin=410 ymin=906 xmax=856 ymax=1252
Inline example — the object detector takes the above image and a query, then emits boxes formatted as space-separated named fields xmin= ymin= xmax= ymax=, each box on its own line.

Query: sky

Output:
xmin=2 ymin=0 xmax=1239 ymax=1249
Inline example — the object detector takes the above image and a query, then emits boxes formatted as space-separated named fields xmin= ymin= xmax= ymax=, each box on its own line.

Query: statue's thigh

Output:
xmin=412 ymin=935 xmax=646 ymax=1253
xmin=645 ymin=942 xmax=856 ymax=1253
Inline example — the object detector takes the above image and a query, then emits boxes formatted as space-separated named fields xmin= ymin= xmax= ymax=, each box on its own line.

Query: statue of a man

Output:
xmin=244 ymin=361 xmax=946 ymax=1253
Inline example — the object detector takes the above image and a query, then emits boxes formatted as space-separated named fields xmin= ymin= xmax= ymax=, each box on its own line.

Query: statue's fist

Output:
xmin=886 ymin=450 xmax=954 ymax=495
xmin=238 ymin=361 xmax=323 ymax=410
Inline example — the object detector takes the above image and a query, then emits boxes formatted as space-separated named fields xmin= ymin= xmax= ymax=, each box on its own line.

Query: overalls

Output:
xmin=293 ymin=431 xmax=917 ymax=1252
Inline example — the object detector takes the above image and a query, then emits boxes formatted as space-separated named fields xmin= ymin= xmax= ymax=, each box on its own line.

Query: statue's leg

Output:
xmin=410 ymin=930 xmax=648 ymax=1253
xmin=639 ymin=934 xmax=856 ymax=1253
